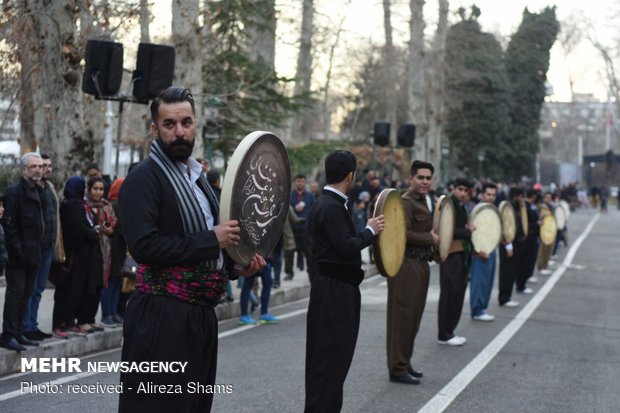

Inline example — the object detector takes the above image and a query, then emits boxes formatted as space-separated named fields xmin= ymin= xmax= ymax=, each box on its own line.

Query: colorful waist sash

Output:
xmin=135 ymin=263 xmax=226 ymax=307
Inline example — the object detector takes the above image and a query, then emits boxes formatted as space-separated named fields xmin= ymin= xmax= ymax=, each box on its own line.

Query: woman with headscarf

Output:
xmin=84 ymin=176 xmax=117 ymax=330
xmin=100 ymin=177 xmax=126 ymax=326
xmin=52 ymin=176 xmax=103 ymax=337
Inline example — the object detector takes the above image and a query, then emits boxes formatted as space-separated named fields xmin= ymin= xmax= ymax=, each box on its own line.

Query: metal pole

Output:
xmin=103 ymin=101 xmax=114 ymax=175
xmin=114 ymin=100 xmax=124 ymax=179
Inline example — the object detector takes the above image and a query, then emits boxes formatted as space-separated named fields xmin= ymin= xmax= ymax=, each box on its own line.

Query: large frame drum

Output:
xmin=540 ymin=214 xmax=558 ymax=246
xmin=468 ymin=202 xmax=502 ymax=254
xmin=554 ymin=204 xmax=567 ymax=231
xmin=519 ymin=201 xmax=529 ymax=238
xmin=372 ymin=189 xmax=406 ymax=277
xmin=498 ymin=201 xmax=516 ymax=243
xmin=435 ymin=195 xmax=455 ymax=261
xmin=220 ymin=131 xmax=292 ymax=265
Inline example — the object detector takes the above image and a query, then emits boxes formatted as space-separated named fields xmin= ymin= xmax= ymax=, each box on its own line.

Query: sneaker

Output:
xmin=517 ymin=287 xmax=533 ymax=294
xmin=250 ymin=302 xmax=260 ymax=314
xmin=528 ymin=276 xmax=538 ymax=284
xmin=540 ymin=269 xmax=552 ymax=275
xmin=258 ymin=314 xmax=279 ymax=324
xmin=501 ymin=300 xmax=520 ymax=308
xmin=438 ymin=336 xmax=465 ymax=346
xmin=53 ymin=328 xmax=70 ymax=339
xmin=112 ymin=315 xmax=124 ymax=325
xmin=101 ymin=316 xmax=116 ymax=327
xmin=550 ymin=256 xmax=558 ymax=261
xmin=473 ymin=313 xmax=495 ymax=322
xmin=239 ymin=315 xmax=257 ymax=326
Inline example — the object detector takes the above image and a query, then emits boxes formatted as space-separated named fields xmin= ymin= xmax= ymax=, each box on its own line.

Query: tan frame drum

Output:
xmin=372 ymin=189 xmax=407 ymax=277
xmin=468 ymin=202 xmax=502 ymax=254
xmin=498 ymin=201 xmax=516 ymax=243
xmin=540 ymin=214 xmax=558 ymax=246
xmin=436 ymin=196 xmax=455 ymax=261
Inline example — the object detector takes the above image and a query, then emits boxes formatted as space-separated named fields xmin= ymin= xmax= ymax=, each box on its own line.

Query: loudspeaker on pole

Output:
xmin=397 ymin=123 xmax=416 ymax=147
xmin=374 ymin=121 xmax=390 ymax=146
xmin=132 ymin=43 xmax=175 ymax=101
xmin=82 ymin=40 xmax=124 ymax=96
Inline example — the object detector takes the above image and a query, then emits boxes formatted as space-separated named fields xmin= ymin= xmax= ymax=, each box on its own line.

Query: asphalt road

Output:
xmin=0 ymin=208 xmax=618 ymax=413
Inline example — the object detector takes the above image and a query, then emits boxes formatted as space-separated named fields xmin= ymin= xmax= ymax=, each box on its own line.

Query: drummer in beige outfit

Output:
xmin=386 ymin=160 xmax=439 ymax=385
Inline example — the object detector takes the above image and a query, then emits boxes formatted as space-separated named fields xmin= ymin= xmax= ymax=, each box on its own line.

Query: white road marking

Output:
xmin=419 ymin=213 xmax=600 ymax=413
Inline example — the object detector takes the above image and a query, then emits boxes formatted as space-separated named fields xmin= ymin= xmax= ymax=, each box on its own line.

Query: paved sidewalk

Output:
xmin=0 ymin=251 xmax=378 ymax=376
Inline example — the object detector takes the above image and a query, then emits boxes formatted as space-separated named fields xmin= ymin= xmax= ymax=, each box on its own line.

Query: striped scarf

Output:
xmin=150 ymin=140 xmax=221 ymax=269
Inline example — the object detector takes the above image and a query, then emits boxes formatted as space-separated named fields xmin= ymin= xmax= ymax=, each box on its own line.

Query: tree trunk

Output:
xmin=291 ymin=0 xmax=314 ymax=143
xmin=17 ymin=7 xmax=38 ymax=154
xmin=33 ymin=0 xmax=86 ymax=184
xmin=408 ymin=0 xmax=426 ymax=161
xmin=247 ymin=0 xmax=277 ymax=68
xmin=382 ymin=0 xmax=397 ymax=146
xmin=427 ymin=0 xmax=448 ymax=183
xmin=140 ymin=0 xmax=150 ymax=43
xmin=172 ymin=0 xmax=205 ymax=159
xmin=322 ymin=17 xmax=345 ymax=142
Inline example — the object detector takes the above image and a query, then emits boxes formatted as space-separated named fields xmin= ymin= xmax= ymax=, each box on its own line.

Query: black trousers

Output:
xmin=1 ymin=265 xmax=38 ymax=341
xmin=438 ymin=253 xmax=468 ymax=341
xmin=516 ymin=236 xmax=539 ymax=290
xmin=499 ymin=243 xmax=522 ymax=305
xmin=118 ymin=293 xmax=218 ymax=413
xmin=305 ymin=276 xmax=360 ymax=413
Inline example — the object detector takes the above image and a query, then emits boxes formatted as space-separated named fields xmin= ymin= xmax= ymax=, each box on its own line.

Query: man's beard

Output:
xmin=159 ymin=137 xmax=195 ymax=161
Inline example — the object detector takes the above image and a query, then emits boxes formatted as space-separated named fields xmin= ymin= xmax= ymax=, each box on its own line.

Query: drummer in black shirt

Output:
xmin=304 ymin=150 xmax=384 ymax=412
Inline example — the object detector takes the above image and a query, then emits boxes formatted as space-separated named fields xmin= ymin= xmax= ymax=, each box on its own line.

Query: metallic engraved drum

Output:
xmin=540 ymin=214 xmax=558 ymax=246
xmin=499 ymin=201 xmax=516 ymax=243
xmin=520 ymin=201 xmax=529 ymax=238
xmin=220 ymin=131 xmax=292 ymax=265
xmin=468 ymin=202 xmax=502 ymax=254
xmin=559 ymin=199 xmax=571 ymax=224
xmin=554 ymin=204 xmax=567 ymax=231
xmin=436 ymin=196 xmax=455 ymax=261
xmin=372 ymin=189 xmax=406 ymax=277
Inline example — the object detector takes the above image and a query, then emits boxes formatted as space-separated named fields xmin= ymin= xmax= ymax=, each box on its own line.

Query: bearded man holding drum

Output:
xmin=119 ymin=87 xmax=265 ymax=413
xmin=386 ymin=160 xmax=439 ymax=385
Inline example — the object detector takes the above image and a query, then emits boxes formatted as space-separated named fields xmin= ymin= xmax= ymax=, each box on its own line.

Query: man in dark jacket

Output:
xmin=437 ymin=177 xmax=475 ymax=346
xmin=22 ymin=154 xmax=56 ymax=341
xmin=118 ymin=86 xmax=264 ymax=413
xmin=1 ymin=153 xmax=46 ymax=352
xmin=304 ymin=150 xmax=384 ymax=412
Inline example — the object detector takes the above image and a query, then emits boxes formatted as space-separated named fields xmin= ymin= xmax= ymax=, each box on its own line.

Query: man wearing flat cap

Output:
xmin=437 ymin=177 xmax=475 ymax=346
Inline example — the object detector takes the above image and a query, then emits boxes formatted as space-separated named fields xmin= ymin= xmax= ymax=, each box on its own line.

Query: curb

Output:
xmin=0 ymin=265 xmax=378 ymax=376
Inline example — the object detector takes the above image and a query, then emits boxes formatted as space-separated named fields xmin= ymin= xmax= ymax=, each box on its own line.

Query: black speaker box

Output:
xmin=397 ymin=123 xmax=416 ymax=147
xmin=132 ymin=43 xmax=175 ymax=101
xmin=373 ymin=121 xmax=390 ymax=146
xmin=82 ymin=40 xmax=124 ymax=96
